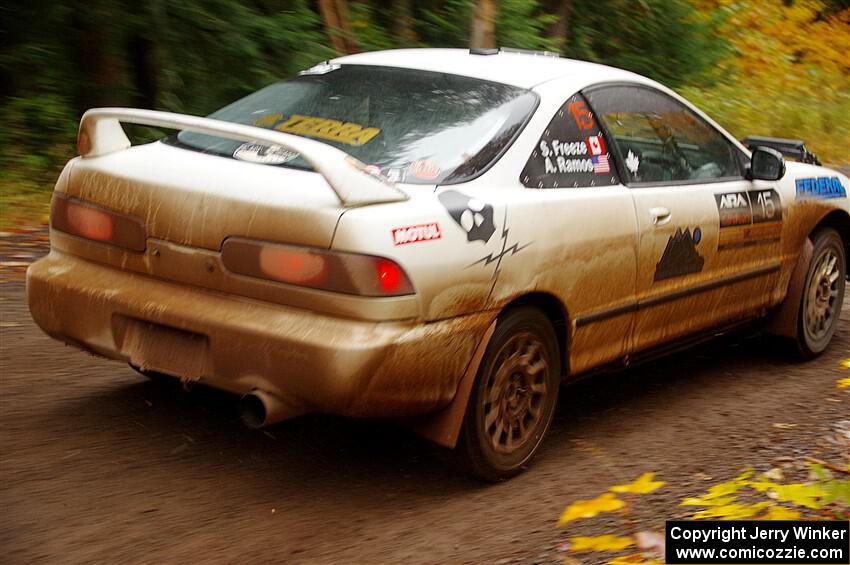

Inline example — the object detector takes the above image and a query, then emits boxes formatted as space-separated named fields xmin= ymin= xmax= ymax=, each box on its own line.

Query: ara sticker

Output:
xmin=438 ymin=190 xmax=496 ymax=243
xmin=407 ymin=160 xmax=441 ymax=180
xmin=233 ymin=143 xmax=299 ymax=165
xmin=795 ymin=177 xmax=847 ymax=199
xmin=654 ymin=227 xmax=704 ymax=281
xmin=715 ymin=189 xmax=782 ymax=250
xmin=391 ymin=223 xmax=442 ymax=246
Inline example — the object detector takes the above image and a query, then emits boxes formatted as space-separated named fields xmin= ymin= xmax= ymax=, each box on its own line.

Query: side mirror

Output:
xmin=748 ymin=146 xmax=786 ymax=181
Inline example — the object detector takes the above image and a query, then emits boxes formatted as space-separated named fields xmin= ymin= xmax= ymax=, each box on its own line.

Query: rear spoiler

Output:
xmin=741 ymin=135 xmax=821 ymax=166
xmin=77 ymin=108 xmax=408 ymax=207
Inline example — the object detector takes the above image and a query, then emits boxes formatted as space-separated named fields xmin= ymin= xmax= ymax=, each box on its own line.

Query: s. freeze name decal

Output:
xmin=795 ymin=176 xmax=847 ymax=199
xmin=521 ymin=94 xmax=619 ymax=189
xmin=714 ymin=189 xmax=782 ymax=250
xmin=391 ymin=223 xmax=441 ymax=246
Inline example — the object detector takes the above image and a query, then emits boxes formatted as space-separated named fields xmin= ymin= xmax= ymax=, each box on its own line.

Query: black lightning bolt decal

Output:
xmin=468 ymin=208 xmax=532 ymax=295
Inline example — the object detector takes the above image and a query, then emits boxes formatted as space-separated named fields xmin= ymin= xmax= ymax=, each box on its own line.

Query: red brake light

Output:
xmin=376 ymin=259 xmax=402 ymax=294
xmin=221 ymin=238 xmax=414 ymax=297
xmin=51 ymin=193 xmax=146 ymax=251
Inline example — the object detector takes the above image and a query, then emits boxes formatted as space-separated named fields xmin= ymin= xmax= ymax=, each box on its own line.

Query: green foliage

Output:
xmin=1 ymin=0 xmax=848 ymax=226
xmin=566 ymin=0 xmax=730 ymax=88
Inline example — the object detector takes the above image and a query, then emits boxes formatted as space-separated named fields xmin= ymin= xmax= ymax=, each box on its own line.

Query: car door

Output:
xmin=584 ymin=84 xmax=784 ymax=353
xmin=482 ymin=89 xmax=639 ymax=375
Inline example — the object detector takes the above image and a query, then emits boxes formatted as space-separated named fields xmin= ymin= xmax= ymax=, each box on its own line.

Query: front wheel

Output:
xmin=794 ymin=228 xmax=846 ymax=358
xmin=457 ymin=306 xmax=561 ymax=481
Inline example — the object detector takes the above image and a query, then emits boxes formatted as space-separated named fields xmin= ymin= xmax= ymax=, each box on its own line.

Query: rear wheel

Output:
xmin=794 ymin=229 xmax=846 ymax=358
xmin=458 ymin=306 xmax=560 ymax=481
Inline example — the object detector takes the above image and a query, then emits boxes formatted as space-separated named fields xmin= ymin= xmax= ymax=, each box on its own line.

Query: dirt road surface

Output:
xmin=1 ymin=236 xmax=848 ymax=564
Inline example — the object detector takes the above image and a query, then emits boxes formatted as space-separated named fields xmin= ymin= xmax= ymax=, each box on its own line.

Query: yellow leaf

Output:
xmin=608 ymin=554 xmax=647 ymax=565
xmin=772 ymin=423 xmax=798 ymax=429
xmin=681 ymin=495 xmax=738 ymax=507
xmin=570 ymin=535 xmax=634 ymax=553
xmin=759 ymin=506 xmax=801 ymax=520
xmin=692 ymin=501 xmax=771 ymax=520
xmin=839 ymin=358 xmax=850 ymax=370
xmin=837 ymin=377 xmax=850 ymax=390
xmin=768 ymin=483 xmax=827 ymax=510
xmin=610 ymin=472 xmax=666 ymax=494
xmin=558 ymin=493 xmax=625 ymax=525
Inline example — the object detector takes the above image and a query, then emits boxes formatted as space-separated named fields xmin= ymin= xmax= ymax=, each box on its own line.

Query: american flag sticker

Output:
xmin=592 ymin=155 xmax=610 ymax=174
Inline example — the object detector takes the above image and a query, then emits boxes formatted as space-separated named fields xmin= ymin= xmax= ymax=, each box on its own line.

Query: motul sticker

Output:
xmin=392 ymin=223 xmax=442 ymax=246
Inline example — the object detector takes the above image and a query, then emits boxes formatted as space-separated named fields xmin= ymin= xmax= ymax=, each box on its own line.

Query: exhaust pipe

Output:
xmin=239 ymin=389 xmax=299 ymax=428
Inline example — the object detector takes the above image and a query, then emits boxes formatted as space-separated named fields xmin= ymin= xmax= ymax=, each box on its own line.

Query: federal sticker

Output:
xmin=233 ymin=143 xmax=299 ymax=165
xmin=392 ymin=223 xmax=442 ymax=246
xmin=795 ymin=176 xmax=847 ymax=199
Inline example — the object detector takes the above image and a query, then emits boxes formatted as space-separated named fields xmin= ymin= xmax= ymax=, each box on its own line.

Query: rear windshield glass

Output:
xmin=167 ymin=65 xmax=538 ymax=185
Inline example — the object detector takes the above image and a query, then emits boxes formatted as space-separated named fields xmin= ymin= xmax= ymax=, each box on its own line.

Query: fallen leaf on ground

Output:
xmin=763 ymin=468 xmax=784 ymax=481
xmin=759 ymin=506 xmax=801 ymax=520
xmin=837 ymin=377 xmax=850 ymax=390
xmin=692 ymin=501 xmax=771 ymax=520
xmin=610 ymin=472 xmax=665 ymax=494
xmin=558 ymin=493 xmax=624 ymax=525
xmin=840 ymin=358 xmax=850 ymax=369
xmin=570 ymin=534 xmax=634 ymax=553
xmin=772 ymin=423 xmax=798 ymax=429
xmin=608 ymin=555 xmax=661 ymax=565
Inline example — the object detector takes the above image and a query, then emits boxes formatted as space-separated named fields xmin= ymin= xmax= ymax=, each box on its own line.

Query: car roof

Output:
xmin=331 ymin=48 xmax=645 ymax=90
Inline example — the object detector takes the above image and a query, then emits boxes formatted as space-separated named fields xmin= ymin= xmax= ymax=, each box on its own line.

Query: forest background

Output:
xmin=1 ymin=0 xmax=848 ymax=225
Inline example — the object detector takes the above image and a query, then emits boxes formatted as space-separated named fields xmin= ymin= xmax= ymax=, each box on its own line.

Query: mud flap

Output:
xmin=765 ymin=239 xmax=813 ymax=338
xmin=405 ymin=320 xmax=496 ymax=449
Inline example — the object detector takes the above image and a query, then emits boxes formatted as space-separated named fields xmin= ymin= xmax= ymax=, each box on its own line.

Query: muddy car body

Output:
xmin=28 ymin=48 xmax=849 ymax=479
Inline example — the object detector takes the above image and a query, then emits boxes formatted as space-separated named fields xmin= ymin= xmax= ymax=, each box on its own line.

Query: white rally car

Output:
xmin=28 ymin=48 xmax=849 ymax=479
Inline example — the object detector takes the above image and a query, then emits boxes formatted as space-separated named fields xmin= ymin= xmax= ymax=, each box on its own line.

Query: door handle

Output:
xmin=649 ymin=207 xmax=672 ymax=226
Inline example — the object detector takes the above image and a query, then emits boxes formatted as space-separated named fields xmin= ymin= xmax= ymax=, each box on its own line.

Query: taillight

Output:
xmin=51 ymin=193 xmax=146 ymax=251
xmin=221 ymin=238 xmax=414 ymax=297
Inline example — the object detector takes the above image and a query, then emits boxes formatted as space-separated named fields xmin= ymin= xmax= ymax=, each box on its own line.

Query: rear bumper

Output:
xmin=27 ymin=251 xmax=494 ymax=418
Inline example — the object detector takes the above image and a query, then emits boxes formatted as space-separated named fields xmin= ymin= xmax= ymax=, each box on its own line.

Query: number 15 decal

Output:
xmin=753 ymin=189 xmax=782 ymax=224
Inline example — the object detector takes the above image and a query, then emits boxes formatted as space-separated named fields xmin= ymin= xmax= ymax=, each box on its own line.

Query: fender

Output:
xmin=765 ymin=238 xmax=813 ymax=337
xmin=406 ymin=320 xmax=496 ymax=448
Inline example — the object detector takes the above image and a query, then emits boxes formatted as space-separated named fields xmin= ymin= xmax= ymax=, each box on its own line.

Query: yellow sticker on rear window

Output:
xmin=253 ymin=114 xmax=380 ymax=146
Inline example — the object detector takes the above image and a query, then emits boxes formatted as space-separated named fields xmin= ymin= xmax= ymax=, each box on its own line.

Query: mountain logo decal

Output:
xmin=654 ymin=227 xmax=704 ymax=281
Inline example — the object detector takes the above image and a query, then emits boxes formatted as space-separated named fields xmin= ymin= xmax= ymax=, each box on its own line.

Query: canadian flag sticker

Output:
xmin=585 ymin=135 xmax=605 ymax=156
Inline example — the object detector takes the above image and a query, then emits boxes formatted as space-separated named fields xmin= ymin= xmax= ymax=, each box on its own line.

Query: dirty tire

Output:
xmin=458 ymin=306 xmax=560 ymax=481
xmin=794 ymin=228 xmax=846 ymax=359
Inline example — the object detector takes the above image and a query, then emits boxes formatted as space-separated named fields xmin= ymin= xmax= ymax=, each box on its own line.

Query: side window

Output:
xmin=521 ymin=93 xmax=619 ymax=188
xmin=584 ymin=86 xmax=742 ymax=185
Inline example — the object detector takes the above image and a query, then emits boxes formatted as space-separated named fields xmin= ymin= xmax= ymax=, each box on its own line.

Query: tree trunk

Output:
xmin=546 ymin=0 xmax=573 ymax=49
xmin=392 ymin=0 xmax=417 ymax=46
xmin=470 ymin=0 xmax=496 ymax=49
xmin=317 ymin=0 xmax=358 ymax=54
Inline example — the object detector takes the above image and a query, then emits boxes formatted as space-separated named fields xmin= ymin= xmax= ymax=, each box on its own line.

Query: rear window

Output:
xmin=167 ymin=65 xmax=538 ymax=185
